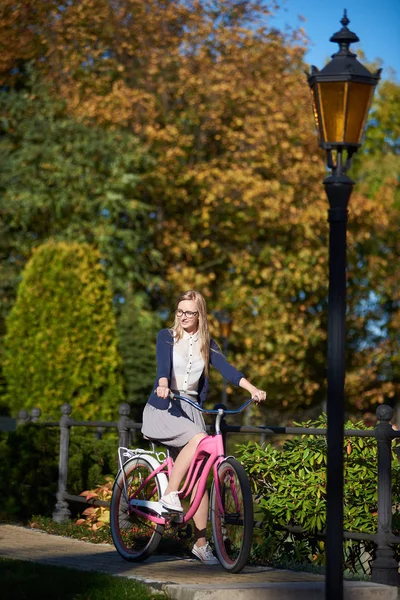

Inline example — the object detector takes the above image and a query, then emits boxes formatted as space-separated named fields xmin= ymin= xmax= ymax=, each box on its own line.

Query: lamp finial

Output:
xmin=330 ymin=10 xmax=359 ymax=56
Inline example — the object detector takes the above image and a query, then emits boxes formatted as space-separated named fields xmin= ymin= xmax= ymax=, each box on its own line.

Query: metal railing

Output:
xmin=218 ymin=404 xmax=400 ymax=586
xmin=16 ymin=401 xmax=400 ymax=586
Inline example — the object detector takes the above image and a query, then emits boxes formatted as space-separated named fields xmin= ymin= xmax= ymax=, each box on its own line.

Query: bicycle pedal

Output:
xmin=161 ymin=510 xmax=184 ymax=523
xmin=170 ymin=513 xmax=184 ymax=524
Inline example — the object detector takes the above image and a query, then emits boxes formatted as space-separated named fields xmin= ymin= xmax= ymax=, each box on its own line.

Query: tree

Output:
xmin=117 ymin=291 xmax=163 ymax=420
xmin=1 ymin=1 xmax=398 ymax=414
xmin=3 ymin=240 xmax=124 ymax=419
xmin=345 ymin=78 xmax=400 ymax=411
xmin=39 ymin=0 xmax=329 ymax=410
xmin=0 ymin=70 xmax=160 ymax=409
xmin=0 ymin=70 xmax=159 ymax=333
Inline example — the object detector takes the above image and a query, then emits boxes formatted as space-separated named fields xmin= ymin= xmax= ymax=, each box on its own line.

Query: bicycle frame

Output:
xmin=122 ymin=395 xmax=254 ymax=526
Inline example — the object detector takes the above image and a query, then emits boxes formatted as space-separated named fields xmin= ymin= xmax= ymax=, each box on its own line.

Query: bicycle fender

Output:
xmin=216 ymin=455 xmax=236 ymax=467
xmin=210 ymin=456 xmax=238 ymax=497
xmin=120 ymin=453 xmax=169 ymax=495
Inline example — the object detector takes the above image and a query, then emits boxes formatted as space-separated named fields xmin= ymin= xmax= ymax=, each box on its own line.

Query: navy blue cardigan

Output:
xmin=147 ymin=328 xmax=245 ymax=407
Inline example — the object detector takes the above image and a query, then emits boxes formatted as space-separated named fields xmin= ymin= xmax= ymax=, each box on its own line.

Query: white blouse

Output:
xmin=170 ymin=331 xmax=205 ymax=396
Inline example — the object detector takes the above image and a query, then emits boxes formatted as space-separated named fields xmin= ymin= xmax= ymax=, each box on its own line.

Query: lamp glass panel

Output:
xmin=344 ymin=82 xmax=375 ymax=144
xmin=310 ymin=87 xmax=322 ymax=141
xmin=317 ymin=82 xmax=346 ymax=144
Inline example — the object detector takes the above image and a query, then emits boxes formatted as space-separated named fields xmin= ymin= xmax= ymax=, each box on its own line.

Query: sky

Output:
xmin=270 ymin=0 xmax=400 ymax=82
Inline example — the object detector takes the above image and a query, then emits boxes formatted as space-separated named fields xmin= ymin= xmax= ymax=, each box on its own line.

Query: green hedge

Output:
xmin=3 ymin=240 xmax=124 ymax=420
xmin=0 ymin=424 xmax=117 ymax=521
xmin=236 ymin=414 xmax=400 ymax=573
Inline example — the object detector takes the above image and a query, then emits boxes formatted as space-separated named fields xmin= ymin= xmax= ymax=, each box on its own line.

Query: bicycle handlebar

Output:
xmin=168 ymin=391 xmax=255 ymax=415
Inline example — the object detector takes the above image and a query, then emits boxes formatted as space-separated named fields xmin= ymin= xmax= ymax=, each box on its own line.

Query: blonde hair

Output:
xmin=171 ymin=290 xmax=210 ymax=376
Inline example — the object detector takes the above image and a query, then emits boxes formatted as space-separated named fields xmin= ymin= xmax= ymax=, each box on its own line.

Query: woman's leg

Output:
xmin=164 ymin=433 xmax=213 ymax=550
xmin=164 ymin=432 xmax=206 ymax=494
xmin=191 ymin=483 xmax=208 ymax=547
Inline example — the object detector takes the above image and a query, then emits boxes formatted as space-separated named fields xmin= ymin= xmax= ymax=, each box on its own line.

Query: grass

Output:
xmin=0 ymin=557 xmax=166 ymax=600
xmin=27 ymin=514 xmax=194 ymax=556
xmin=28 ymin=516 xmax=114 ymax=545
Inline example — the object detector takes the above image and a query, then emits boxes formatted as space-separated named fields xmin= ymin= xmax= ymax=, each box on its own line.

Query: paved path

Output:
xmin=0 ymin=524 xmax=397 ymax=599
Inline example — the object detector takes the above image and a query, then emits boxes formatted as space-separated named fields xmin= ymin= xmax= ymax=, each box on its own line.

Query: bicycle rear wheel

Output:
xmin=210 ymin=457 xmax=253 ymax=573
xmin=110 ymin=456 xmax=165 ymax=561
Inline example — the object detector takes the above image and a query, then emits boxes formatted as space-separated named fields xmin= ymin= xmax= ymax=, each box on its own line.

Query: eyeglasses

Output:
xmin=175 ymin=309 xmax=198 ymax=319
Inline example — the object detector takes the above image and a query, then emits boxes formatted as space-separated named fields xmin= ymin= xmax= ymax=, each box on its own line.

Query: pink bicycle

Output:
xmin=110 ymin=393 xmax=254 ymax=573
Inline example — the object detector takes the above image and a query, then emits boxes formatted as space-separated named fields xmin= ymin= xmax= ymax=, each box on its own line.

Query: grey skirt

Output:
xmin=141 ymin=393 xmax=207 ymax=448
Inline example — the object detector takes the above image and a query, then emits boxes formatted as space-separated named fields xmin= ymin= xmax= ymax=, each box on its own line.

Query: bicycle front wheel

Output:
xmin=210 ymin=457 xmax=253 ymax=573
xmin=110 ymin=456 xmax=165 ymax=562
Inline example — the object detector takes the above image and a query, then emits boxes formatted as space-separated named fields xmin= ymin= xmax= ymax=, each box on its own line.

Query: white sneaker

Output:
xmin=192 ymin=542 xmax=219 ymax=565
xmin=160 ymin=491 xmax=183 ymax=513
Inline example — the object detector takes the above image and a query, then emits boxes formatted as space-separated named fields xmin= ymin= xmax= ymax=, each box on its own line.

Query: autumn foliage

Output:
xmin=0 ymin=1 xmax=398 ymax=416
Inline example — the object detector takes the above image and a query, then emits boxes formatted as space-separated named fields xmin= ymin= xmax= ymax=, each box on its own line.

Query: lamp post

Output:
xmin=214 ymin=311 xmax=233 ymax=404
xmin=307 ymin=12 xmax=380 ymax=600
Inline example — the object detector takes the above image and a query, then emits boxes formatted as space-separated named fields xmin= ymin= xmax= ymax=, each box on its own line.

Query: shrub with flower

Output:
xmin=75 ymin=477 xmax=113 ymax=531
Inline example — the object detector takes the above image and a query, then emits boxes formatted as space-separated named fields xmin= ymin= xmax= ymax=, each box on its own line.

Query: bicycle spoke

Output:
xmin=110 ymin=458 xmax=164 ymax=561
xmin=211 ymin=457 xmax=253 ymax=573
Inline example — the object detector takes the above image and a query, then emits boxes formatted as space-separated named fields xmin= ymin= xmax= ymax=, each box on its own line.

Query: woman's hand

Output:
xmin=238 ymin=378 xmax=267 ymax=404
xmin=250 ymin=388 xmax=267 ymax=404
xmin=155 ymin=385 xmax=170 ymax=399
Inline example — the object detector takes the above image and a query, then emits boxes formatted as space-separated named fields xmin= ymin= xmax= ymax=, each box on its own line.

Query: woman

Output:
xmin=141 ymin=290 xmax=267 ymax=565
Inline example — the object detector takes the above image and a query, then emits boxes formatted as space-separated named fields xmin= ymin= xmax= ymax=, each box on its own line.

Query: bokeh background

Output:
xmin=0 ymin=1 xmax=398 ymax=425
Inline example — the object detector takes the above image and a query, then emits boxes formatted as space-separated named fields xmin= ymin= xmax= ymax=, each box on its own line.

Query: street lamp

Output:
xmin=214 ymin=310 xmax=233 ymax=404
xmin=307 ymin=11 xmax=380 ymax=600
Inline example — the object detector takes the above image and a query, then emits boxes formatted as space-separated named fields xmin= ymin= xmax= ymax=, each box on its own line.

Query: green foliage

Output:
xmin=0 ymin=424 xmax=117 ymax=521
xmin=237 ymin=415 xmax=400 ymax=571
xmin=357 ymin=80 xmax=400 ymax=163
xmin=0 ymin=69 xmax=159 ymax=326
xmin=0 ymin=424 xmax=59 ymax=520
xmin=117 ymin=292 xmax=162 ymax=419
xmin=349 ymin=79 xmax=400 ymax=233
xmin=346 ymin=79 xmax=400 ymax=409
xmin=29 ymin=515 xmax=114 ymax=544
xmin=68 ymin=430 xmax=117 ymax=497
xmin=0 ymin=12 xmax=398 ymax=416
xmin=3 ymin=240 xmax=124 ymax=419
